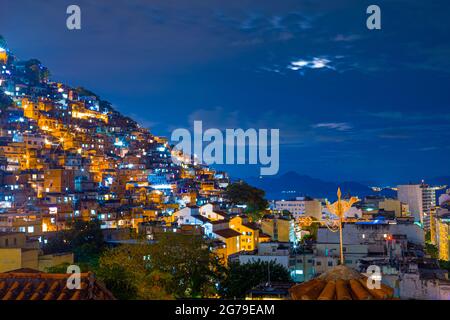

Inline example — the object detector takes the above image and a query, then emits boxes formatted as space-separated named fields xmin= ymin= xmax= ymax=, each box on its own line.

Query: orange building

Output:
xmin=44 ymin=169 xmax=75 ymax=193
xmin=229 ymin=216 xmax=260 ymax=251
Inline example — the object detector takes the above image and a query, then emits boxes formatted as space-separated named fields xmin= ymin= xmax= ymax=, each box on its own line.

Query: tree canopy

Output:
xmin=43 ymin=219 xmax=105 ymax=265
xmin=225 ymin=181 xmax=268 ymax=220
xmin=218 ymin=260 xmax=291 ymax=299
xmin=96 ymin=233 xmax=226 ymax=299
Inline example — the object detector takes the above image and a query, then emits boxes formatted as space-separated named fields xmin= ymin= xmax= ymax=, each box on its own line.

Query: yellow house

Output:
xmin=213 ymin=229 xmax=241 ymax=265
xmin=0 ymin=247 xmax=39 ymax=272
xmin=0 ymin=232 xmax=72 ymax=272
xmin=229 ymin=216 xmax=260 ymax=251
xmin=22 ymin=98 xmax=40 ymax=120
xmin=261 ymin=216 xmax=292 ymax=242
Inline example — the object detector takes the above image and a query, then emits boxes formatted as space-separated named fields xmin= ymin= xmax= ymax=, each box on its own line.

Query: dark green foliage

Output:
xmin=96 ymin=233 xmax=226 ymax=299
xmin=439 ymin=260 xmax=450 ymax=273
xmin=425 ymin=243 xmax=439 ymax=259
xmin=225 ymin=181 xmax=268 ymax=220
xmin=24 ymin=59 xmax=49 ymax=85
xmin=218 ymin=260 xmax=291 ymax=299
xmin=43 ymin=219 xmax=105 ymax=265
xmin=147 ymin=233 xmax=226 ymax=298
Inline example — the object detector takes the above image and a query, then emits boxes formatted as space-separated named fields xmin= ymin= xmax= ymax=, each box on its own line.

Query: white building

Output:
xmin=398 ymin=264 xmax=450 ymax=300
xmin=274 ymin=197 xmax=322 ymax=220
xmin=199 ymin=203 xmax=226 ymax=221
xmin=172 ymin=206 xmax=204 ymax=226
xmin=398 ymin=183 xmax=436 ymax=223
xmin=398 ymin=184 xmax=423 ymax=222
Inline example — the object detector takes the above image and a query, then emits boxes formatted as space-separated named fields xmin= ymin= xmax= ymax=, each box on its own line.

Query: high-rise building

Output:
xmin=421 ymin=183 xmax=436 ymax=214
xmin=397 ymin=182 xmax=436 ymax=223
xmin=398 ymin=184 xmax=423 ymax=222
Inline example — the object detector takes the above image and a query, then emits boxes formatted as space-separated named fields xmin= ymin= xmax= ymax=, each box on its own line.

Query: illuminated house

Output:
xmin=0 ymin=210 xmax=43 ymax=236
xmin=172 ymin=205 xmax=204 ymax=226
xmin=70 ymin=101 xmax=108 ymax=124
xmin=0 ymin=35 xmax=8 ymax=64
xmin=199 ymin=203 xmax=226 ymax=221
xmin=0 ymin=232 xmax=73 ymax=273
xmin=229 ymin=215 xmax=260 ymax=251
xmin=261 ymin=215 xmax=294 ymax=242
xmin=43 ymin=169 xmax=75 ymax=193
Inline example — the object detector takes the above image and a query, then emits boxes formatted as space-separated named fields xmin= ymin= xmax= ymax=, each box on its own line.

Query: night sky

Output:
xmin=1 ymin=0 xmax=450 ymax=184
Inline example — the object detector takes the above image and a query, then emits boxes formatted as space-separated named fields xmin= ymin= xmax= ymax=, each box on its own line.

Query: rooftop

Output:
xmin=0 ymin=270 xmax=115 ymax=300
xmin=289 ymin=265 xmax=395 ymax=300
xmin=214 ymin=228 xmax=241 ymax=238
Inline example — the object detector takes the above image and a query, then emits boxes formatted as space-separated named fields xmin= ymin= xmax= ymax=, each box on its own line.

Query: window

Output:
xmin=328 ymin=261 xmax=333 ymax=267
xmin=316 ymin=261 xmax=322 ymax=266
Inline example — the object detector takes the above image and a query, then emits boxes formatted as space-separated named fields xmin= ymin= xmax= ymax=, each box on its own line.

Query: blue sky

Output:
xmin=1 ymin=0 xmax=450 ymax=184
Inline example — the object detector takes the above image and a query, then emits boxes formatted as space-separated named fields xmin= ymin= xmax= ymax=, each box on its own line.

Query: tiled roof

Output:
xmin=242 ymin=222 xmax=259 ymax=230
xmin=213 ymin=210 xmax=228 ymax=217
xmin=0 ymin=270 xmax=115 ymax=300
xmin=195 ymin=215 xmax=212 ymax=223
xmin=289 ymin=265 xmax=394 ymax=300
xmin=214 ymin=228 xmax=241 ymax=238
xmin=211 ymin=219 xmax=229 ymax=225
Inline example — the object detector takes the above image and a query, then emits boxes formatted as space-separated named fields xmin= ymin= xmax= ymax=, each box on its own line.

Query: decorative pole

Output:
xmin=326 ymin=188 xmax=359 ymax=265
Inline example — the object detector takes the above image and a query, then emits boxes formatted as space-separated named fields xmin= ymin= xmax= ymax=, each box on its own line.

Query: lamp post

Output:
xmin=326 ymin=188 xmax=359 ymax=265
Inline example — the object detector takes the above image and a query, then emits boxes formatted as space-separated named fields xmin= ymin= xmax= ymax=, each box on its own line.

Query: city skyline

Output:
xmin=1 ymin=0 xmax=450 ymax=184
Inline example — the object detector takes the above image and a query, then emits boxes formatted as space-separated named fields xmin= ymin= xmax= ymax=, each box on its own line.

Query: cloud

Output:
xmin=287 ymin=57 xmax=335 ymax=73
xmin=332 ymin=34 xmax=361 ymax=42
xmin=312 ymin=122 xmax=352 ymax=131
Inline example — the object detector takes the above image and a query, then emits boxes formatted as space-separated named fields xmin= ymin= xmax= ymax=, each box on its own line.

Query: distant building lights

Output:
xmin=114 ymin=140 xmax=124 ymax=147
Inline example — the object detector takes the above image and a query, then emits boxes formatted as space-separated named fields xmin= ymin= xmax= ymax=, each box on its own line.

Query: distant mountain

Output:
xmin=426 ymin=176 xmax=450 ymax=187
xmin=245 ymin=171 xmax=395 ymax=200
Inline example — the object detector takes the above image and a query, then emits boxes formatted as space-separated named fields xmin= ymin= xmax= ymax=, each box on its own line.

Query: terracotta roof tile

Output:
xmin=289 ymin=265 xmax=394 ymax=300
xmin=0 ymin=270 xmax=115 ymax=300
